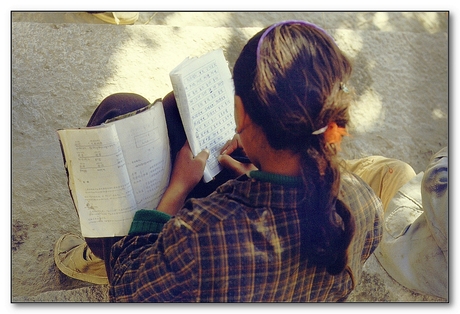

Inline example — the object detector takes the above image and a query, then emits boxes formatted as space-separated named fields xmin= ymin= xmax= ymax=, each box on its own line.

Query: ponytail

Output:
xmin=298 ymin=145 xmax=355 ymax=275
xmin=233 ymin=21 xmax=356 ymax=275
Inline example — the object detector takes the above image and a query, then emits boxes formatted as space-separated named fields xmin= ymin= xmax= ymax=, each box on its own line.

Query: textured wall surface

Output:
xmin=11 ymin=12 xmax=448 ymax=302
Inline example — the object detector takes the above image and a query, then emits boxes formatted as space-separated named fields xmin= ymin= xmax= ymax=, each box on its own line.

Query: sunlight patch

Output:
xmin=334 ymin=30 xmax=363 ymax=59
xmin=432 ymin=108 xmax=447 ymax=119
xmin=350 ymin=89 xmax=383 ymax=132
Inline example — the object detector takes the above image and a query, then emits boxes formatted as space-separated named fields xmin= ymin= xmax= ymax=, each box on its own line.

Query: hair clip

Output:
xmin=340 ymin=82 xmax=349 ymax=93
xmin=324 ymin=122 xmax=348 ymax=144
xmin=312 ymin=122 xmax=349 ymax=150
xmin=312 ymin=125 xmax=328 ymax=135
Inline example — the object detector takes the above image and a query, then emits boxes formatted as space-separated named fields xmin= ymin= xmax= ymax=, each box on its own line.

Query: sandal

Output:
xmin=54 ymin=233 xmax=108 ymax=285
xmin=90 ymin=12 xmax=139 ymax=25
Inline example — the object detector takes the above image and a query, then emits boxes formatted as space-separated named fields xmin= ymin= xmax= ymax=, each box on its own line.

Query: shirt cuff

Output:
xmin=128 ymin=209 xmax=171 ymax=235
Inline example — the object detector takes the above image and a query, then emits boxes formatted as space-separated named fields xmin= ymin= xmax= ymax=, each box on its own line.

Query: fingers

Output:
xmin=220 ymin=134 xmax=243 ymax=155
xmin=157 ymin=143 xmax=209 ymax=216
xmin=195 ymin=148 xmax=210 ymax=165
xmin=217 ymin=153 xmax=238 ymax=170
xmin=220 ymin=140 xmax=235 ymax=155
xmin=218 ymin=153 xmax=257 ymax=177
xmin=177 ymin=141 xmax=209 ymax=168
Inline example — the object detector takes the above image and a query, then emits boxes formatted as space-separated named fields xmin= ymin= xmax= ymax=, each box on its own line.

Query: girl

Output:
xmin=109 ymin=20 xmax=384 ymax=302
xmin=58 ymin=21 xmax=412 ymax=302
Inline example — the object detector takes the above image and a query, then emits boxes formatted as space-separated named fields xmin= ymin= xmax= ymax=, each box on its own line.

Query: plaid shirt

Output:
xmin=110 ymin=172 xmax=383 ymax=302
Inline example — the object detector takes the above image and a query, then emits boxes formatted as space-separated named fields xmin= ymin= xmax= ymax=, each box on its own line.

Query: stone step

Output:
xmin=12 ymin=11 xmax=447 ymax=34
xmin=13 ymin=285 xmax=109 ymax=302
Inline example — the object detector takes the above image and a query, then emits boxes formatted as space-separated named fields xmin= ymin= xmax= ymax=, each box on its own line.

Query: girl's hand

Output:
xmin=170 ymin=141 xmax=209 ymax=194
xmin=218 ymin=134 xmax=257 ymax=177
xmin=219 ymin=133 xmax=244 ymax=157
xmin=157 ymin=141 xmax=209 ymax=216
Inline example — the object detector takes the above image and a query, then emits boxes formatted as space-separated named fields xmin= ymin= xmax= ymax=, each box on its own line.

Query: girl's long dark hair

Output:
xmin=233 ymin=23 xmax=355 ymax=275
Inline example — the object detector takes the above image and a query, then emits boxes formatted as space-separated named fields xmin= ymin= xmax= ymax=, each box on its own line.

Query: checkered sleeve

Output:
xmin=340 ymin=172 xmax=384 ymax=270
xmin=109 ymin=218 xmax=199 ymax=302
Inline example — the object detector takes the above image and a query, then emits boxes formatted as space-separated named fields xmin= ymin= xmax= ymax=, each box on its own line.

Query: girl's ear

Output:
xmin=234 ymin=96 xmax=249 ymax=134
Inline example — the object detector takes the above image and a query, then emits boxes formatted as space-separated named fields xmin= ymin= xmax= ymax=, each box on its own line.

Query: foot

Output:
xmin=54 ymin=233 xmax=109 ymax=285
xmin=90 ymin=12 xmax=139 ymax=25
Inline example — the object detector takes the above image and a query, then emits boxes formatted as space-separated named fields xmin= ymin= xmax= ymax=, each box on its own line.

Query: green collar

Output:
xmin=248 ymin=170 xmax=303 ymax=188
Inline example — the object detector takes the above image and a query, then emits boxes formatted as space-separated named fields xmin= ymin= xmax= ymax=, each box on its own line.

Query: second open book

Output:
xmin=57 ymin=49 xmax=235 ymax=237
